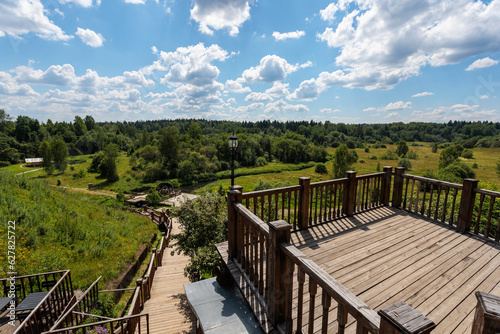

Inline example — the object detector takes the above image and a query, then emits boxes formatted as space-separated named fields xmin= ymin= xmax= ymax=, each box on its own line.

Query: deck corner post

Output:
xmin=457 ymin=178 xmax=479 ymax=233
xmin=382 ymin=166 xmax=393 ymax=205
xmin=267 ymin=220 xmax=292 ymax=327
xmin=391 ymin=167 xmax=405 ymax=208
xmin=298 ymin=177 xmax=311 ymax=229
xmin=227 ymin=186 xmax=243 ymax=259
xmin=344 ymin=171 xmax=357 ymax=216
xmin=379 ymin=301 xmax=436 ymax=334
xmin=471 ymin=291 xmax=500 ymax=333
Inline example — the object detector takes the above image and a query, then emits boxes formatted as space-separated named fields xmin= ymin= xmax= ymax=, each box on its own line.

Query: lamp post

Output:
xmin=228 ymin=134 xmax=238 ymax=188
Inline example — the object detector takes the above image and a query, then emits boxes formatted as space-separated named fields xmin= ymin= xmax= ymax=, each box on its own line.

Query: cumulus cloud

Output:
xmin=362 ymin=101 xmax=412 ymax=112
xmin=0 ymin=0 xmax=72 ymax=41
xmin=272 ymin=30 xmax=305 ymax=41
xmin=466 ymin=57 xmax=499 ymax=71
xmin=190 ymin=0 xmax=252 ymax=36
xmin=58 ymin=0 xmax=100 ymax=7
xmin=314 ymin=0 xmax=500 ymax=91
xmin=76 ymin=28 xmax=105 ymax=47
xmin=264 ymin=99 xmax=309 ymax=114
xmin=412 ymin=91 xmax=434 ymax=98
xmin=13 ymin=64 xmax=77 ymax=86
xmin=225 ymin=80 xmax=251 ymax=93
xmin=265 ymin=82 xmax=290 ymax=97
xmin=245 ymin=92 xmax=273 ymax=102
xmin=123 ymin=0 xmax=146 ymax=3
xmin=242 ymin=55 xmax=305 ymax=83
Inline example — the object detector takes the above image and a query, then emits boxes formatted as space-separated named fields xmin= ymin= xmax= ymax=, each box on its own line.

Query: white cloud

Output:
xmin=412 ymin=91 xmax=434 ymax=98
xmin=480 ymin=95 xmax=489 ymax=99
xmin=146 ymin=92 xmax=178 ymax=100
xmin=13 ymin=64 xmax=76 ymax=86
xmin=58 ymin=0 xmax=99 ymax=7
xmin=123 ymin=0 xmax=146 ymax=3
xmin=363 ymin=107 xmax=376 ymax=112
xmin=265 ymin=82 xmax=290 ymax=97
xmin=272 ymin=30 xmax=305 ymax=41
xmin=385 ymin=112 xmax=400 ymax=119
xmin=190 ymin=0 xmax=252 ymax=36
xmin=265 ymin=99 xmax=309 ymax=114
xmin=383 ymin=101 xmax=412 ymax=111
xmin=245 ymin=92 xmax=273 ymax=102
xmin=242 ymin=55 xmax=304 ymax=83
xmin=0 ymin=0 xmax=72 ymax=41
xmin=288 ymin=70 xmax=346 ymax=101
xmin=315 ymin=0 xmax=500 ymax=90
xmin=225 ymin=80 xmax=251 ymax=93
xmin=76 ymin=28 xmax=105 ymax=47
xmin=465 ymin=57 xmax=499 ymax=71
xmin=320 ymin=108 xmax=340 ymax=113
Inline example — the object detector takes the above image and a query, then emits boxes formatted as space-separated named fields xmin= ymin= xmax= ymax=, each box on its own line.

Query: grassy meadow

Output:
xmin=0 ymin=170 xmax=158 ymax=289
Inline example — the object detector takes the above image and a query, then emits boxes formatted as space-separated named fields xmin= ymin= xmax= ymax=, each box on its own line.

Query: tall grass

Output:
xmin=0 ymin=170 xmax=157 ymax=289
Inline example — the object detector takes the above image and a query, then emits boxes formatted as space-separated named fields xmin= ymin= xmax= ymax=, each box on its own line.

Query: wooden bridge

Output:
xmin=220 ymin=167 xmax=500 ymax=333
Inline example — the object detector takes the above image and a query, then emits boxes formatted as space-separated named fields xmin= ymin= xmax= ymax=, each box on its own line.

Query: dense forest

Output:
xmin=1 ymin=109 xmax=500 ymax=186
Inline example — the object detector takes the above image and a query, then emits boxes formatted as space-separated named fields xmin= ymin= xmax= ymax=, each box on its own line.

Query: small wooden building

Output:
xmin=25 ymin=157 xmax=43 ymax=167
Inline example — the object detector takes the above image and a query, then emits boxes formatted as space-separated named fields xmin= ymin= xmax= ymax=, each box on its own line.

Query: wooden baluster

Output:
xmin=314 ymin=187 xmax=319 ymax=224
xmin=284 ymin=258 xmax=294 ymax=334
xmin=475 ymin=194 xmax=485 ymax=234
xmin=250 ymin=223 xmax=255 ymax=282
xmin=245 ymin=218 xmax=250 ymax=273
xmin=309 ymin=189 xmax=314 ymax=226
xmin=434 ymin=185 xmax=442 ymax=220
xmin=296 ymin=268 xmax=305 ymax=334
xmin=260 ymin=195 xmax=265 ymax=221
xmin=450 ymin=188 xmax=459 ymax=226
xmin=415 ymin=181 xmax=421 ymax=214
xmin=441 ymin=186 xmax=449 ymax=223
xmin=281 ymin=192 xmax=285 ymax=221
xmin=357 ymin=179 xmax=363 ymax=212
xmin=319 ymin=186 xmax=324 ymax=223
xmin=329 ymin=184 xmax=334 ymax=220
xmin=268 ymin=194 xmax=273 ymax=223
xmin=259 ymin=233 xmax=265 ymax=295
xmin=484 ymin=196 xmax=495 ymax=239
xmin=322 ymin=290 xmax=331 ymax=334
xmin=427 ymin=183 xmax=434 ymax=218
xmin=294 ymin=189 xmax=298 ymax=228
xmin=409 ymin=179 xmax=416 ymax=212
xmin=421 ymin=182 xmax=427 ymax=215
xmin=275 ymin=193 xmax=279 ymax=221
xmin=337 ymin=303 xmax=348 ymax=334
xmin=402 ymin=177 xmax=409 ymax=209
xmin=308 ymin=279 xmax=317 ymax=334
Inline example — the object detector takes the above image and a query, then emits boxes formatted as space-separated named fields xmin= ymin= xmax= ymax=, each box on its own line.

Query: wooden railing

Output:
xmin=12 ymin=270 xmax=74 ymax=334
xmin=392 ymin=167 xmax=500 ymax=242
xmin=237 ymin=167 xmax=393 ymax=230
xmin=47 ymin=277 xmax=101 ymax=331
xmin=41 ymin=314 xmax=149 ymax=334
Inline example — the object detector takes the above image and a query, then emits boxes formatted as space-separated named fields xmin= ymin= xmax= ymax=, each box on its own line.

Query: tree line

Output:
xmin=1 ymin=109 xmax=500 ymax=185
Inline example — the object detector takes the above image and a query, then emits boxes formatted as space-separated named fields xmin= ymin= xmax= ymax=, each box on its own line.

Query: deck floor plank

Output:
xmin=140 ymin=218 xmax=196 ymax=334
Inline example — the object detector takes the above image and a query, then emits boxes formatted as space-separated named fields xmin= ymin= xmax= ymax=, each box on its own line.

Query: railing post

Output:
xmin=267 ymin=220 xmax=292 ymax=326
xmin=471 ymin=291 xmax=500 ymax=333
xmin=227 ymin=186 xmax=243 ymax=259
xmin=344 ymin=171 xmax=357 ymax=216
xmin=379 ymin=301 xmax=436 ymax=334
xmin=391 ymin=167 xmax=405 ymax=208
xmin=298 ymin=177 xmax=311 ymax=229
xmin=152 ymin=248 xmax=157 ymax=269
xmin=381 ymin=166 xmax=393 ymax=205
xmin=457 ymin=178 xmax=479 ymax=233
xmin=136 ymin=278 xmax=143 ymax=307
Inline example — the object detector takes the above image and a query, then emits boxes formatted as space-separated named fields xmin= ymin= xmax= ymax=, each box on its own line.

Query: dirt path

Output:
xmin=55 ymin=185 xmax=117 ymax=197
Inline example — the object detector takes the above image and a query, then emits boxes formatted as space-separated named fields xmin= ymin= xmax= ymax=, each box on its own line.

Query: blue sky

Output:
xmin=0 ymin=0 xmax=499 ymax=123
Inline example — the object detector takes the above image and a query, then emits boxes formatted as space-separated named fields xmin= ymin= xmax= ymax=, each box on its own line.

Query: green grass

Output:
xmin=0 ymin=170 xmax=158 ymax=289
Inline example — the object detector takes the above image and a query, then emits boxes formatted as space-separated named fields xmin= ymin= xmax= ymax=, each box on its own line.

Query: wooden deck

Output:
xmin=140 ymin=218 xmax=196 ymax=334
xmin=290 ymin=206 xmax=500 ymax=333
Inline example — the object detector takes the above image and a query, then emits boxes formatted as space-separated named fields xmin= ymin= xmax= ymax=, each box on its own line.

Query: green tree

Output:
xmin=395 ymin=141 xmax=409 ymax=157
xmin=159 ymin=126 xmax=180 ymax=167
xmin=0 ymin=110 xmax=13 ymax=132
xmin=431 ymin=142 xmax=438 ymax=153
xmin=140 ymin=128 xmax=150 ymax=147
xmin=188 ymin=122 xmax=202 ymax=140
xmin=84 ymin=115 xmax=96 ymax=131
xmin=50 ymin=139 xmax=68 ymax=172
xmin=146 ymin=190 xmax=161 ymax=206
xmin=332 ymin=144 xmax=355 ymax=178
xmin=99 ymin=144 xmax=119 ymax=182
xmin=496 ymin=159 xmax=500 ymax=180
xmin=73 ymin=116 xmax=87 ymax=136
xmin=171 ymin=192 xmax=227 ymax=280
xmin=438 ymin=145 xmax=459 ymax=169
xmin=38 ymin=141 xmax=53 ymax=171
xmin=315 ymin=163 xmax=328 ymax=174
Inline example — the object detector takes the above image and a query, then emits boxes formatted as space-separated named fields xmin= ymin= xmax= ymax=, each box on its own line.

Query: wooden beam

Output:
xmin=379 ymin=301 xmax=436 ymax=334
xmin=472 ymin=291 xmax=500 ymax=334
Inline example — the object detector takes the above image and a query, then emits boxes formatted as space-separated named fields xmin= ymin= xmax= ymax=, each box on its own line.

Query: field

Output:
xmin=0 ymin=170 xmax=158 ymax=289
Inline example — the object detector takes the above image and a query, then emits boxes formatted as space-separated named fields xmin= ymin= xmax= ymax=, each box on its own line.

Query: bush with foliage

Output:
xmin=395 ymin=141 xmax=409 ymax=157
xmin=332 ymin=144 xmax=357 ymax=178
xmin=254 ymin=179 xmax=273 ymax=191
xmin=146 ymin=190 xmax=161 ymax=205
xmin=438 ymin=145 xmax=459 ymax=169
xmin=398 ymin=158 xmax=412 ymax=170
xmin=171 ymin=192 xmax=227 ymax=280
xmin=407 ymin=150 xmax=418 ymax=159
xmin=381 ymin=150 xmax=398 ymax=160
xmin=255 ymin=156 xmax=267 ymax=167
xmin=315 ymin=163 xmax=328 ymax=174
xmin=438 ymin=161 xmax=475 ymax=183
xmin=461 ymin=149 xmax=474 ymax=159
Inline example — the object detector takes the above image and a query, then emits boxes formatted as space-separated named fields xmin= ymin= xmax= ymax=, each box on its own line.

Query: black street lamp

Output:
xmin=228 ymin=134 xmax=238 ymax=188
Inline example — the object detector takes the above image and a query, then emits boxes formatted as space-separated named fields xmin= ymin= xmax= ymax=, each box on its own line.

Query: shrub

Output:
xmin=370 ymin=155 xmax=378 ymax=160
xmin=439 ymin=161 xmax=475 ymax=183
xmin=376 ymin=162 xmax=381 ymax=172
xmin=461 ymin=149 xmax=474 ymax=159
xmin=398 ymin=158 xmax=412 ymax=170
xmin=72 ymin=169 xmax=86 ymax=180
xmin=364 ymin=147 xmax=370 ymax=153
xmin=0 ymin=161 xmax=10 ymax=167
xmin=359 ymin=160 xmax=365 ymax=163
xmin=146 ymin=190 xmax=161 ymax=205
xmin=315 ymin=163 xmax=328 ymax=174
xmin=381 ymin=150 xmax=398 ymax=160
xmin=254 ymin=179 xmax=273 ymax=191
xmin=472 ymin=162 xmax=478 ymax=169
xmin=407 ymin=150 xmax=418 ymax=160
xmin=255 ymin=156 xmax=267 ymax=167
